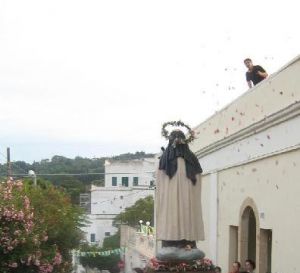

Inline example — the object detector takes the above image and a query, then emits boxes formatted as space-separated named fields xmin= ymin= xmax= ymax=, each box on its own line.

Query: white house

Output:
xmin=189 ymin=55 xmax=300 ymax=273
xmin=82 ymin=158 xmax=156 ymax=246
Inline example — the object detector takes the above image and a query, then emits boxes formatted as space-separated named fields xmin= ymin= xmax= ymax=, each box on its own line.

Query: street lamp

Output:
xmin=146 ymin=221 xmax=150 ymax=235
xmin=28 ymin=170 xmax=37 ymax=187
xmin=139 ymin=220 xmax=143 ymax=232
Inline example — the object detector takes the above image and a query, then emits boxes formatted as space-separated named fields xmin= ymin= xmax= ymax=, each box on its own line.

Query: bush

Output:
xmin=0 ymin=179 xmax=63 ymax=273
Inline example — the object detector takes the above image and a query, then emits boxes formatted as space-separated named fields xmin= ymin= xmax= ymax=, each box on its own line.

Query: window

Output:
xmin=150 ymin=180 xmax=155 ymax=187
xmin=122 ymin=177 xmax=129 ymax=187
xmin=90 ymin=233 xmax=96 ymax=242
xmin=112 ymin=177 xmax=117 ymax=186
xmin=133 ymin=177 xmax=139 ymax=186
xmin=105 ymin=232 xmax=111 ymax=237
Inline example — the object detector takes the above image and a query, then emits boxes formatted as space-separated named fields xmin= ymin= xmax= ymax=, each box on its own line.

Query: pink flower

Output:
xmin=53 ymin=252 xmax=62 ymax=265
xmin=7 ymin=246 xmax=14 ymax=251
xmin=24 ymin=196 xmax=30 ymax=210
xmin=17 ymin=210 xmax=25 ymax=221
xmin=27 ymin=255 xmax=32 ymax=265
xmin=14 ymin=230 xmax=21 ymax=236
xmin=15 ymin=180 xmax=23 ymax=189
xmin=8 ymin=262 xmax=18 ymax=268
xmin=11 ymin=239 xmax=19 ymax=246
xmin=39 ymin=263 xmax=54 ymax=273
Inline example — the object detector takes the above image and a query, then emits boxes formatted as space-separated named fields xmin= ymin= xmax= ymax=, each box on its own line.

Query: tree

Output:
xmin=79 ymin=244 xmax=120 ymax=273
xmin=113 ymin=195 xmax=154 ymax=227
xmin=24 ymin=179 xmax=86 ymax=272
xmin=102 ymin=232 xmax=120 ymax=250
xmin=0 ymin=152 xmax=155 ymax=206
xmin=0 ymin=179 xmax=64 ymax=273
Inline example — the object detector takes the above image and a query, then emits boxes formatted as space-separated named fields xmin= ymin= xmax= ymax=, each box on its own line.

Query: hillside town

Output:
xmin=2 ymin=56 xmax=296 ymax=273
xmin=1 ymin=1 xmax=300 ymax=273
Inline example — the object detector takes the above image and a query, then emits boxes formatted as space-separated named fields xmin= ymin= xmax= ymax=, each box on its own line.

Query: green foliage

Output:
xmin=23 ymin=179 xmax=86 ymax=272
xmin=79 ymin=244 xmax=120 ymax=273
xmin=0 ymin=179 xmax=64 ymax=273
xmin=0 ymin=152 xmax=154 ymax=205
xmin=113 ymin=195 xmax=154 ymax=227
xmin=90 ymin=179 xmax=104 ymax=187
xmin=112 ymin=151 xmax=155 ymax=161
xmin=102 ymin=232 xmax=120 ymax=250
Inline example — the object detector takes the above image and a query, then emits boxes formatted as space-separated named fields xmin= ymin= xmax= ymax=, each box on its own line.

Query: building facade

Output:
xmin=120 ymin=225 xmax=155 ymax=273
xmin=82 ymin=158 xmax=156 ymax=246
xmin=189 ymin=56 xmax=300 ymax=273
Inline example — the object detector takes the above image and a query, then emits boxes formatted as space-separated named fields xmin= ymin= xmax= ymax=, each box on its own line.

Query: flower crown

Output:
xmin=161 ymin=121 xmax=195 ymax=144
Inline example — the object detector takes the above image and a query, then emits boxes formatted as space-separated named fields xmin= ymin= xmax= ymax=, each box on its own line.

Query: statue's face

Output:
xmin=169 ymin=130 xmax=186 ymax=146
xmin=170 ymin=130 xmax=185 ymax=139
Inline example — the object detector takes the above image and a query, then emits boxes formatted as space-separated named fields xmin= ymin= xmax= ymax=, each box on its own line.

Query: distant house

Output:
xmin=81 ymin=158 xmax=156 ymax=246
xmin=189 ymin=55 xmax=300 ymax=273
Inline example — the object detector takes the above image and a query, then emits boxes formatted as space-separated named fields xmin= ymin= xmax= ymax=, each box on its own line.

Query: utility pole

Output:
xmin=7 ymin=147 xmax=12 ymax=178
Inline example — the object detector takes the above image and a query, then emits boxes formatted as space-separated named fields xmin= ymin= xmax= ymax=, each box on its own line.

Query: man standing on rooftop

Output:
xmin=244 ymin=58 xmax=268 ymax=88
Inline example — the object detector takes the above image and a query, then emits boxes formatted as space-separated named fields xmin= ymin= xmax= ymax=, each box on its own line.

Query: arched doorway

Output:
xmin=241 ymin=206 xmax=256 ymax=261
xmin=238 ymin=198 xmax=260 ymax=272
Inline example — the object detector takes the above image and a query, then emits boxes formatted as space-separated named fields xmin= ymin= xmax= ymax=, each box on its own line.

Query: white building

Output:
xmin=120 ymin=225 xmax=155 ymax=273
xmin=189 ymin=55 xmax=300 ymax=273
xmin=82 ymin=158 xmax=156 ymax=246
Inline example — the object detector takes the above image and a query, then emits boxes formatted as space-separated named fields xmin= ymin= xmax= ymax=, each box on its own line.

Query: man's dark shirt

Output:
xmin=246 ymin=65 xmax=266 ymax=85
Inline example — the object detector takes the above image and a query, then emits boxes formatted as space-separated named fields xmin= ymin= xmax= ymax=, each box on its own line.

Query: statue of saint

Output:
xmin=155 ymin=125 xmax=205 ymax=261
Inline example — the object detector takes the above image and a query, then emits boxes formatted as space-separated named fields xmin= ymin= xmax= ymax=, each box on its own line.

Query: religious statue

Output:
xmin=155 ymin=121 xmax=205 ymax=261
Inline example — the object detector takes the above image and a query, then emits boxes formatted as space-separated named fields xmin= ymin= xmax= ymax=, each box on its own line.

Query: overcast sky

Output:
xmin=0 ymin=0 xmax=299 ymax=163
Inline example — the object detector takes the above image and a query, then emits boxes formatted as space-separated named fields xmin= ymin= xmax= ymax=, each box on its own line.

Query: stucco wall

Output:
xmin=190 ymin=55 xmax=300 ymax=153
xmin=83 ymin=158 xmax=155 ymax=247
xmin=105 ymin=159 xmax=155 ymax=187
xmin=197 ymin=173 xmax=213 ymax=258
xmin=216 ymin=148 xmax=300 ymax=273
xmin=192 ymin=56 xmax=300 ymax=273
xmin=90 ymin=186 xmax=154 ymax=215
